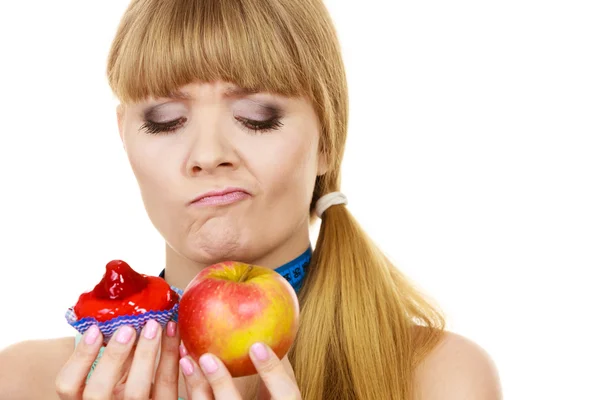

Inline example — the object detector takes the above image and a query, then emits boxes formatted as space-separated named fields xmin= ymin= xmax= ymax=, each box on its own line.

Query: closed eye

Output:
xmin=139 ymin=116 xmax=283 ymax=135
xmin=235 ymin=116 xmax=283 ymax=134
xmin=140 ymin=117 xmax=186 ymax=134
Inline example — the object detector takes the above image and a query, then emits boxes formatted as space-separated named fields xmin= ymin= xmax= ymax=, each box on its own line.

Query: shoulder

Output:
xmin=414 ymin=330 xmax=502 ymax=400
xmin=0 ymin=337 xmax=75 ymax=400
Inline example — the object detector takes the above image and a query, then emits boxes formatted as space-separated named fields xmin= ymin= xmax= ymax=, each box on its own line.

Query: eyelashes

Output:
xmin=140 ymin=117 xmax=187 ymax=134
xmin=234 ymin=116 xmax=283 ymax=134
xmin=139 ymin=116 xmax=283 ymax=135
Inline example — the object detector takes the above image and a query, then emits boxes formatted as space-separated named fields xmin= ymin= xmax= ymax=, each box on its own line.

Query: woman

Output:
xmin=0 ymin=0 xmax=501 ymax=399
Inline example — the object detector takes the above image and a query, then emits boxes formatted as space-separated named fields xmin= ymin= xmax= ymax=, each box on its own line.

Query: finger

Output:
xmin=180 ymin=355 xmax=214 ymax=399
xmin=55 ymin=326 xmax=103 ymax=400
xmin=197 ymin=354 xmax=243 ymax=400
xmin=152 ymin=321 xmax=181 ymax=400
xmin=123 ymin=319 xmax=162 ymax=399
xmin=178 ymin=355 xmax=214 ymax=399
xmin=82 ymin=325 xmax=137 ymax=398
xmin=249 ymin=343 xmax=301 ymax=399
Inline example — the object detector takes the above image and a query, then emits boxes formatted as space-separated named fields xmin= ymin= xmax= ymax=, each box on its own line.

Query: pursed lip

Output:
xmin=188 ymin=187 xmax=251 ymax=205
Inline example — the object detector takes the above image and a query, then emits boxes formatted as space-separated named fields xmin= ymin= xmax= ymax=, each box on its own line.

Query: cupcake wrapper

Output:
xmin=66 ymin=286 xmax=184 ymax=343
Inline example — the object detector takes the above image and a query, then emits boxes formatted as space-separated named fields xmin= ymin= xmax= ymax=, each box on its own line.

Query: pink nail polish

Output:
xmin=84 ymin=325 xmax=100 ymax=345
xmin=179 ymin=343 xmax=188 ymax=358
xmin=116 ymin=326 xmax=135 ymax=344
xmin=167 ymin=321 xmax=176 ymax=337
xmin=199 ymin=354 xmax=219 ymax=374
xmin=179 ymin=357 xmax=194 ymax=376
xmin=143 ymin=320 xmax=159 ymax=340
xmin=250 ymin=343 xmax=269 ymax=361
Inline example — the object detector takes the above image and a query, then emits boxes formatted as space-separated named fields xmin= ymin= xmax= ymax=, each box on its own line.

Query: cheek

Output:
xmin=257 ymin=133 xmax=318 ymax=207
xmin=124 ymin=136 xmax=180 ymax=213
xmin=126 ymin=138 xmax=173 ymax=189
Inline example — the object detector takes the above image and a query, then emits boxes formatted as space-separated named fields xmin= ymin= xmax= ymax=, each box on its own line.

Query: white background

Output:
xmin=0 ymin=1 xmax=599 ymax=398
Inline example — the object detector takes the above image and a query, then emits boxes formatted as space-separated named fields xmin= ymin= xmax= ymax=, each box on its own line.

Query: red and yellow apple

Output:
xmin=177 ymin=261 xmax=300 ymax=377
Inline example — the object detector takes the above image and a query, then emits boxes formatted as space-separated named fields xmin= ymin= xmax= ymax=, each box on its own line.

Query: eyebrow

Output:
xmin=224 ymin=86 xmax=260 ymax=97
xmin=165 ymin=86 xmax=260 ymax=100
xmin=164 ymin=90 xmax=193 ymax=100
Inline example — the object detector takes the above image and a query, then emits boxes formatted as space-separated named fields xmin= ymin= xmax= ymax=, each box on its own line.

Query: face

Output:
xmin=117 ymin=80 xmax=327 ymax=264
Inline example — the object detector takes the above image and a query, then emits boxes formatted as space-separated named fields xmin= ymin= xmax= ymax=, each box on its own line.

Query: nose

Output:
xmin=185 ymin=115 xmax=239 ymax=176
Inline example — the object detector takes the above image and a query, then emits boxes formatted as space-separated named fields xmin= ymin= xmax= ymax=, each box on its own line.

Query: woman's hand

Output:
xmin=55 ymin=319 xmax=181 ymax=400
xmin=179 ymin=342 xmax=302 ymax=400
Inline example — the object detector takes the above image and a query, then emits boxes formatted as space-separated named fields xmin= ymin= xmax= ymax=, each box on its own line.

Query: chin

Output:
xmin=174 ymin=217 xmax=277 ymax=265
xmin=185 ymin=235 xmax=259 ymax=265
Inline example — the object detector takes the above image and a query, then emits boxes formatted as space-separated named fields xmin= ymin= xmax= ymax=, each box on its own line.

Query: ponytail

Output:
xmin=289 ymin=200 xmax=446 ymax=399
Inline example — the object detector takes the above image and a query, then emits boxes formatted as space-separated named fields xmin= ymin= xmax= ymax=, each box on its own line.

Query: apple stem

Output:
xmin=237 ymin=265 xmax=254 ymax=282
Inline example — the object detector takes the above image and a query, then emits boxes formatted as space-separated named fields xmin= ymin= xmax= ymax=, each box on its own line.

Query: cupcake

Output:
xmin=65 ymin=260 xmax=181 ymax=345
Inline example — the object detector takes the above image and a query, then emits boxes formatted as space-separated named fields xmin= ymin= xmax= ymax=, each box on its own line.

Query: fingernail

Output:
xmin=167 ymin=321 xmax=176 ymax=337
xmin=199 ymin=354 xmax=219 ymax=374
xmin=143 ymin=319 xmax=159 ymax=340
xmin=179 ymin=357 xmax=194 ymax=376
xmin=250 ymin=342 xmax=269 ymax=361
xmin=116 ymin=326 xmax=135 ymax=344
xmin=179 ymin=343 xmax=188 ymax=358
xmin=84 ymin=325 xmax=100 ymax=345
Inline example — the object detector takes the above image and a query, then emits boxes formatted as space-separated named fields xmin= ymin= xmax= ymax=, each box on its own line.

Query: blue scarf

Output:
xmin=159 ymin=246 xmax=312 ymax=295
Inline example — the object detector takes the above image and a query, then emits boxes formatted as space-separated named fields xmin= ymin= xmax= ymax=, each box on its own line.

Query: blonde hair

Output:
xmin=107 ymin=0 xmax=446 ymax=398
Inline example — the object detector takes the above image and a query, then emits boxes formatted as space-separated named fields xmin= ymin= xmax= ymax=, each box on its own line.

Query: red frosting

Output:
xmin=73 ymin=260 xmax=178 ymax=322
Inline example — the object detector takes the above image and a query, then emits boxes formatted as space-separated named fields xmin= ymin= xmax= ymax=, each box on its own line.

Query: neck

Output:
xmin=162 ymin=231 xmax=312 ymax=291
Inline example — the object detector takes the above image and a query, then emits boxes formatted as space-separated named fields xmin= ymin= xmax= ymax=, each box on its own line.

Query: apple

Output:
xmin=178 ymin=260 xmax=300 ymax=377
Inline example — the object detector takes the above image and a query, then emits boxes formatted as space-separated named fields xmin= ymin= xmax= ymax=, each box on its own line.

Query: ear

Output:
xmin=317 ymin=149 xmax=329 ymax=176
xmin=116 ymin=104 xmax=125 ymax=147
